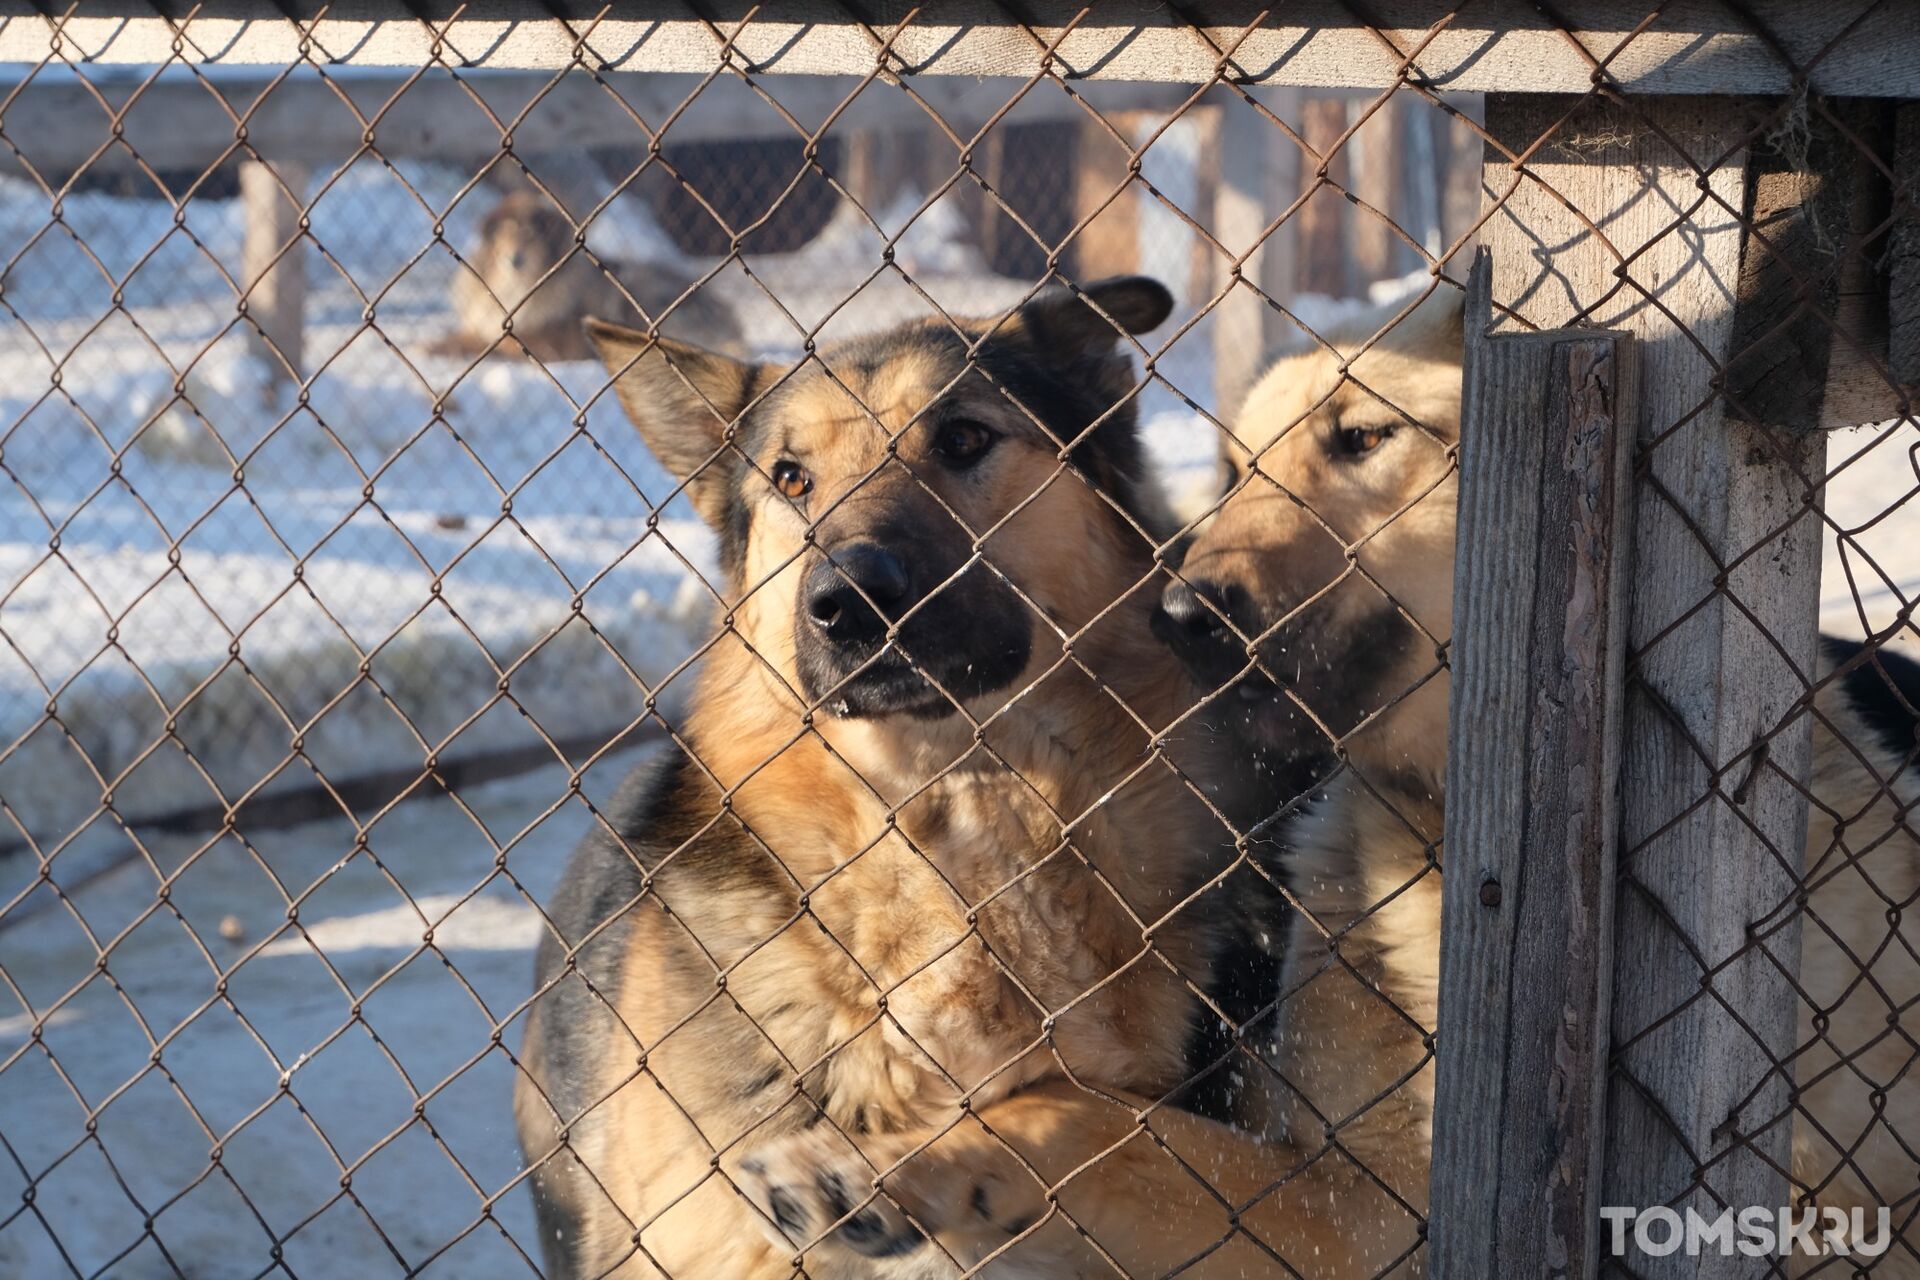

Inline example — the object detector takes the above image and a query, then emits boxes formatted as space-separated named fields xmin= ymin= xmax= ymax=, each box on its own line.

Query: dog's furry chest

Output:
xmin=630 ymin=760 xmax=1199 ymax=1147
xmin=806 ymin=771 xmax=1195 ymax=1115
xmin=1264 ymin=775 xmax=1444 ymax=1170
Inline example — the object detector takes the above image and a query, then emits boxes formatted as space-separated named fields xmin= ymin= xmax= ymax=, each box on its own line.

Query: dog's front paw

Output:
xmin=736 ymin=1129 xmax=927 ymax=1259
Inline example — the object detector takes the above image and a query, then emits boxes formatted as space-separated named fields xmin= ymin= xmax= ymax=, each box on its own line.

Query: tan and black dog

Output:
xmin=440 ymin=189 xmax=742 ymax=363
xmin=514 ymin=279 xmax=1408 ymax=1279
xmin=1155 ymin=286 xmax=1920 ymax=1272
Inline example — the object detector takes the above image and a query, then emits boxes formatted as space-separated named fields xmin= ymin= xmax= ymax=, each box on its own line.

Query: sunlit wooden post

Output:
xmin=239 ymin=157 xmax=309 ymax=389
xmin=1212 ymin=86 xmax=1301 ymax=413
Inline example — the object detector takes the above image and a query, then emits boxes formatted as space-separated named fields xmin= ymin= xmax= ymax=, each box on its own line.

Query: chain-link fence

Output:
xmin=0 ymin=3 xmax=1914 ymax=1278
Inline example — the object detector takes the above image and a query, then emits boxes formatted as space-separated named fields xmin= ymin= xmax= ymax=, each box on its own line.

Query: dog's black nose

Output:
xmin=805 ymin=543 xmax=911 ymax=644
xmin=1158 ymin=578 xmax=1233 ymax=636
xmin=1152 ymin=576 xmax=1247 ymax=680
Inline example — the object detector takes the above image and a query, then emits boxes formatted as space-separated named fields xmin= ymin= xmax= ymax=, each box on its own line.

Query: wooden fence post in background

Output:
xmin=1439 ymin=97 xmax=1487 ymax=259
xmin=1071 ymin=111 xmax=1143 ymax=280
xmin=1465 ymin=94 xmax=1831 ymax=1277
xmin=1212 ymin=87 xmax=1300 ymax=412
xmin=1429 ymin=250 xmax=1636 ymax=1278
xmin=1351 ymin=91 xmax=1410 ymax=285
xmin=239 ymin=157 xmax=309 ymax=390
xmin=1297 ymin=93 xmax=1352 ymax=297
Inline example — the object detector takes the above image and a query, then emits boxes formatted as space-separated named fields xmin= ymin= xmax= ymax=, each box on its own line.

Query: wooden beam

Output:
xmin=1429 ymin=249 xmax=1635 ymax=1280
xmin=4 ymin=3 xmax=1918 ymax=98
xmin=1297 ymin=94 xmax=1352 ymax=298
xmin=1477 ymin=94 xmax=1826 ymax=1277
xmin=238 ymin=157 xmax=307 ymax=383
xmin=0 ymin=66 xmax=1189 ymax=181
xmin=1211 ymin=87 xmax=1300 ymax=412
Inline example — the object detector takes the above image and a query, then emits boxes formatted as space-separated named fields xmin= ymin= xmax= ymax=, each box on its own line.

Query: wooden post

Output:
xmin=1351 ymin=92 xmax=1407 ymax=286
xmin=972 ymin=127 xmax=1026 ymax=277
xmin=1439 ymin=97 xmax=1486 ymax=258
xmin=239 ymin=157 xmax=309 ymax=386
xmin=1186 ymin=103 xmax=1222 ymax=322
xmin=1297 ymin=93 xmax=1352 ymax=297
xmin=1212 ymin=87 xmax=1300 ymax=413
xmin=1470 ymin=95 xmax=1828 ymax=1277
xmin=842 ymin=128 xmax=918 ymax=217
xmin=1071 ymin=111 xmax=1143 ymax=279
xmin=1429 ymin=250 xmax=1635 ymax=1280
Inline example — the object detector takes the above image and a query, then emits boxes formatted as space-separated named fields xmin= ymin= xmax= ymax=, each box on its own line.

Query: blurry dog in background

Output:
xmin=439 ymin=189 xmax=742 ymax=363
xmin=1156 ymin=285 xmax=1920 ymax=1269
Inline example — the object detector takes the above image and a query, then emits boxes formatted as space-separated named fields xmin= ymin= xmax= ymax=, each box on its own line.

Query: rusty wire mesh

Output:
xmin=0 ymin=3 xmax=1912 ymax=1279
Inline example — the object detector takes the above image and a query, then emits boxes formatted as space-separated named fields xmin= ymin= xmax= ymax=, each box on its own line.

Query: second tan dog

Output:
xmin=441 ymin=189 xmax=742 ymax=363
xmin=1155 ymin=286 xmax=1920 ymax=1273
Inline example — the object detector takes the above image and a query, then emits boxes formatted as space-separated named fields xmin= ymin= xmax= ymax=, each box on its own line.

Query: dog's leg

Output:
xmin=733 ymin=1080 xmax=1416 ymax=1276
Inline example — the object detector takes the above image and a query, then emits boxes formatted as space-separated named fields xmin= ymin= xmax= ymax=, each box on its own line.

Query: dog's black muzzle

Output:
xmin=795 ymin=539 xmax=1030 ymax=719
xmin=1152 ymin=576 xmax=1257 ymax=691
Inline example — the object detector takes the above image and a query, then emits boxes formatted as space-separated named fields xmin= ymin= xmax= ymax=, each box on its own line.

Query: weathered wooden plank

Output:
xmin=3 ymin=2 xmax=1917 ymax=98
xmin=1478 ymin=94 xmax=1826 ymax=1277
xmin=0 ymin=66 xmax=1188 ymax=180
xmin=1429 ymin=249 xmax=1636 ymax=1280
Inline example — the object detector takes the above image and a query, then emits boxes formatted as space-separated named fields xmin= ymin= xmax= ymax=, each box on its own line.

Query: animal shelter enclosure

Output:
xmin=0 ymin=3 xmax=1915 ymax=1277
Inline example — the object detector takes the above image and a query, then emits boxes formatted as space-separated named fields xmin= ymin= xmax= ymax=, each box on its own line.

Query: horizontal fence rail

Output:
xmin=0 ymin=2 xmax=1917 ymax=96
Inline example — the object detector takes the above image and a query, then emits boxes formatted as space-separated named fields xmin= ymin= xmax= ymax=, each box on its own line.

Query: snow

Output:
xmin=0 ymin=157 xmax=739 ymax=854
xmin=1820 ymin=419 xmax=1920 ymax=641
xmin=0 ymin=744 xmax=655 ymax=1278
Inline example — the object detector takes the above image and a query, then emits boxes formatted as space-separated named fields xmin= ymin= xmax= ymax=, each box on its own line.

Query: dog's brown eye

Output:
xmin=1337 ymin=426 xmax=1393 ymax=456
xmin=934 ymin=419 xmax=996 ymax=466
xmin=772 ymin=460 xmax=812 ymax=499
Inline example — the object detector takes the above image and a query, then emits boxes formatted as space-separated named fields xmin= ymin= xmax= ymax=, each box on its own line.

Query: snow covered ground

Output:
xmin=1819 ymin=419 xmax=1920 ymax=643
xmin=0 ymin=743 xmax=654 ymax=1278
xmin=0 ymin=159 xmax=720 ymax=854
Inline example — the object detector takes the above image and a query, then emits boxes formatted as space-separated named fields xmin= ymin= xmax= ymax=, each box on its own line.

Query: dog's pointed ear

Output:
xmin=586 ymin=317 xmax=762 ymax=529
xmin=1376 ymin=285 xmax=1465 ymax=361
xmin=1011 ymin=276 xmax=1174 ymax=359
